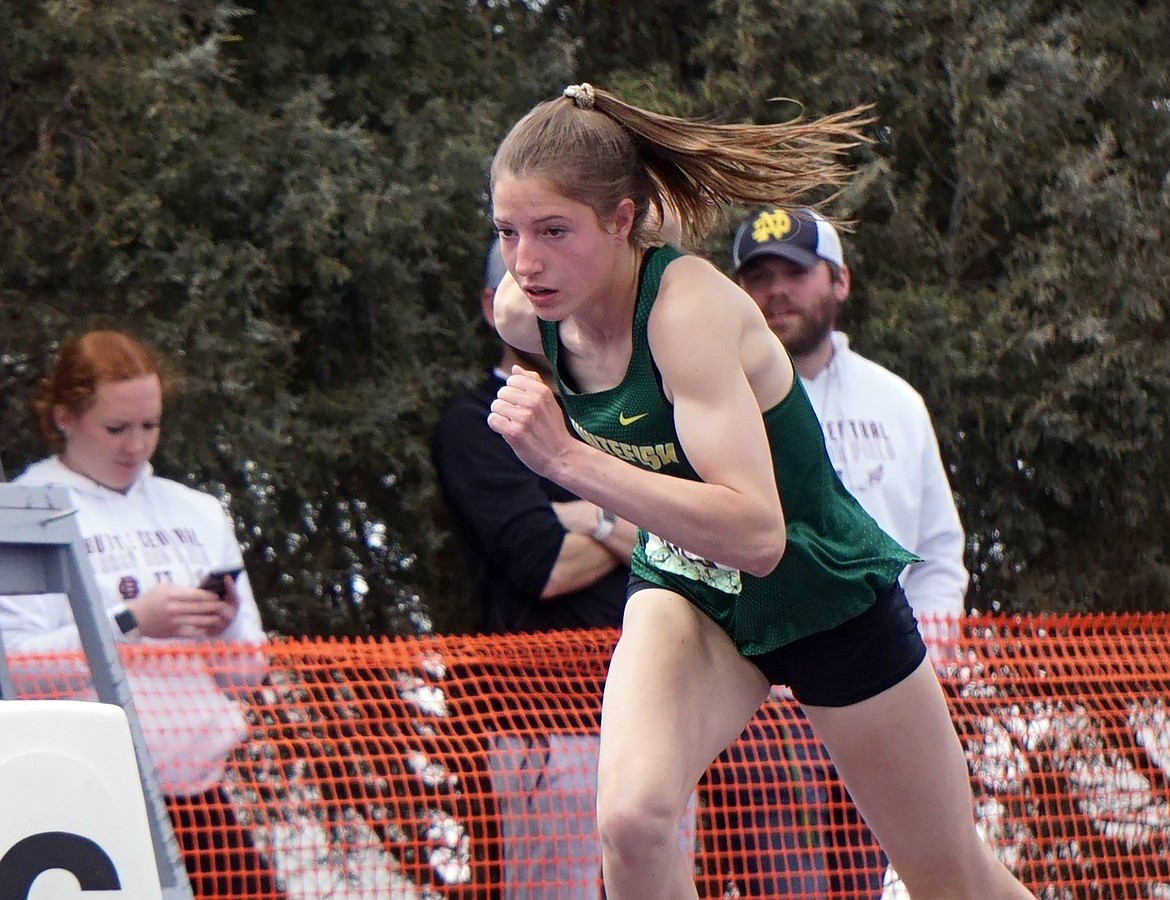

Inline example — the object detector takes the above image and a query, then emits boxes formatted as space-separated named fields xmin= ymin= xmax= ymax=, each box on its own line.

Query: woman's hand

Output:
xmin=129 ymin=578 xmax=238 ymax=640
xmin=488 ymin=366 xmax=575 ymax=479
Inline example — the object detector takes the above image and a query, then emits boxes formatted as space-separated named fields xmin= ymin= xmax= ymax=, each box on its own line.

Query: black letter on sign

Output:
xmin=0 ymin=831 xmax=120 ymax=900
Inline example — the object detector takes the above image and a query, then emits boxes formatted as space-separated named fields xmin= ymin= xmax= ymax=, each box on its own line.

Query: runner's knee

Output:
xmin=597 ymin=786 xmax=680 ymax=862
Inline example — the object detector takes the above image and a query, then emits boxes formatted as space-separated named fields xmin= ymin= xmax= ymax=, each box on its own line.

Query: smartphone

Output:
xmin=198 ymin=567 xmax=243 ymax=598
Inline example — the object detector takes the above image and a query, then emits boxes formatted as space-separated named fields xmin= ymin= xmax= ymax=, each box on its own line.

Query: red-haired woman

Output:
xmin=0 ymin=330 xmax=284 ymax=899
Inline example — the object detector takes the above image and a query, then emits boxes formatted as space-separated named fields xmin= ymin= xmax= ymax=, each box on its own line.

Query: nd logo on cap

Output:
xmin=0 ymin=701 xmax=164 ymax=899
xmin=749 ymin=208 xmax=795 ymax=243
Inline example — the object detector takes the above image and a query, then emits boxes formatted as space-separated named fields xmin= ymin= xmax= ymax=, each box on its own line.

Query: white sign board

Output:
xmin=0 ymin=701 xmax=164 ymax=899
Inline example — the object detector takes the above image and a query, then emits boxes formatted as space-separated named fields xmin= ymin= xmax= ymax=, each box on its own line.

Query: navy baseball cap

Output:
xmin=731 ymin=207 xmax=844 ymax=276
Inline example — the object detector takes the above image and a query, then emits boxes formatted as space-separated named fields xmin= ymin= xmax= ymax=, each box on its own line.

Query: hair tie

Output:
xmin=563 ymin=83 xmax=595 ymax=110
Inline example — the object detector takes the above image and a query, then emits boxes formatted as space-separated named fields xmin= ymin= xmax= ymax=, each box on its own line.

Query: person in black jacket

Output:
xmin=432 ymin=240 xmax=650 ymax=899
xmin=432 ymin=240 xmax=637 ymax=635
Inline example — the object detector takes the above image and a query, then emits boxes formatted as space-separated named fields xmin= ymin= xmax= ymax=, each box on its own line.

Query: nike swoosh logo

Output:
xmin=618 ymin=412 xmax=649 ymax=426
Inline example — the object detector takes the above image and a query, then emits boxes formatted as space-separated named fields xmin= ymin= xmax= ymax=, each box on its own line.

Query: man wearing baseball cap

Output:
xmin=710 ymin=207 xmax=969 ymax=899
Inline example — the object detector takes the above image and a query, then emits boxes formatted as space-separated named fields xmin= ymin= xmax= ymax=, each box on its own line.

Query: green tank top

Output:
xmin=539 ymin=245 xmax=918 ymax=654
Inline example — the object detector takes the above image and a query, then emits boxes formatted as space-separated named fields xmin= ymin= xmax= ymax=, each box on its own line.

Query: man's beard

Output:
xmin=777 ymin=308 xmax=835 ymax=358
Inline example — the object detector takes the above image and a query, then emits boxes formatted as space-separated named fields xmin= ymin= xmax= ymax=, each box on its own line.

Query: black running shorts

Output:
xmin=627 ymin=577 xmax=927 ymax=708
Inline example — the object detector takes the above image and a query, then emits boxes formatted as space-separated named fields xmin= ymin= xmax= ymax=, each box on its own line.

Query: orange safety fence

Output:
xmin=4 ymin=613 xmax=1170 ymax=899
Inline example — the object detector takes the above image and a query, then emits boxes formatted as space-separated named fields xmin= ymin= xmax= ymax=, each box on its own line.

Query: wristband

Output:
xmin=592 ymin=508 xmax=616 ymax=542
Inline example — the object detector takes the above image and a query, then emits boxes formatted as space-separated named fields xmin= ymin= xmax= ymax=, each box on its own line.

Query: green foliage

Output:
xmin=0 ymin=0 xmax=531 ymax=635
xmin=699 ymin=0 xmax=1170 ymax=613
xmin=3 ymin=0 xmax=1168 ymax=632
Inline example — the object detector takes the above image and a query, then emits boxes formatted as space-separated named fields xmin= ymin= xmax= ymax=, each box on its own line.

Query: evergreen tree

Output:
xmin=0 ymin=0 xmax=546 ymax=635
xmin=4 ymin=0 xmax=1167 ymax=634
xmin=698 ymin=0 xmax=1170 ymax=613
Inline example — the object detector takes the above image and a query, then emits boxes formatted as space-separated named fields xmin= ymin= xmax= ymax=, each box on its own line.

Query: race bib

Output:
xmin=643 ymin=533 xmax=742 ymax=595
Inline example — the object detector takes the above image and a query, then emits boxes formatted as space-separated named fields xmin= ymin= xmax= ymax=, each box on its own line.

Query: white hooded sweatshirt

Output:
xmin=0 ymin=457 xmax=269 ymax=796
xmin=801 ymin=332 xmax=969 ymax=628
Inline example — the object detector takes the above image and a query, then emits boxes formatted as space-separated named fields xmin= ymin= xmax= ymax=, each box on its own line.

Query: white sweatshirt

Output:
xmin=802 ymin=333 xmax=968 ymax=626
xmin=0 ymin=457 xmax=269 ymax=796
